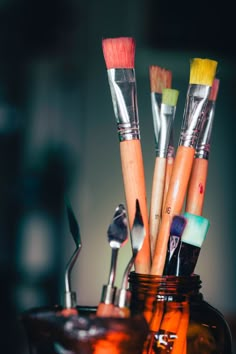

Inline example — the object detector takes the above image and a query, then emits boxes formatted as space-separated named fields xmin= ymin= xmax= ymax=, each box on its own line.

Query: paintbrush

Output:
xmin=163 ymin=215 xmax=187 ymax=275
xmin=175 ymin=212 xmax=210 ymax=276
xmin=148 ymin=65 xmax=173 ymax=223
xmin=170 ymin=212 xmax=210 ymax=353
xmin=162 ymin=128 xmax=175 ymax=216
xmin=145 ymin=215 xmax=187 ymax=351
xmin=171 ymin=301 xmax=190 ymax=354
xmin=185 ymin=78 xmax=220 ymax=215
xmin=113 ymin=199 xmax=145 ymax=318
xmin=102 ymin=37 xmax=151 ymax=274
xmin=149 ymin=87 xmax=179 ymax=259
xmin=96 ymin=204 xmax=128 ymax=317
xmin=157 ymin=212 xmax=209 ymax=352
xmin=151 ymin=58 xmax=217 ymax=276
xmin=61 ymin=202 xmax=82 ymax=316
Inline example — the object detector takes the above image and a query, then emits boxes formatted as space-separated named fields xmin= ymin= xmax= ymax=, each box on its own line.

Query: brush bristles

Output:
xmin=102 ymin=37 xmax=135 ymax=69
xmin=149 ymin=65 xmax=172 ymax=93
xmin=170 ymin=215 xmax=187 ymax=237
xmin=189 ymin=58 xmax=218 ymax=86
xmin=182 ymin=212 xmax=210 ymax=247
xmin=209 ymin=78 xmax=220 ymax=101
xmin=162 ymin=88 xmax=179 ymax=107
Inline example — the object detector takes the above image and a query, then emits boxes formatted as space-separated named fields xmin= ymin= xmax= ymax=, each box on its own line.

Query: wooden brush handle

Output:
xmin=151 ymin=145 xmax=195 ymax=275
xmin=96 ymin=303 xmax=115 ymax=317
xmin=148 ymin=301 xmax=164 ymax=331
xmin=160 ymin=309 xmax=182 ymax=333
xmin=120 ymin=139 xmax=151 ymax=274
xmin=185 ymin=158 xmax=208 ymax=215
xmin=171 ymin=302 xmax=189 ymax=354
xmin=113 ymin=306 xmax=131 ymax=318
xmin=162 ymin=156 xmax=174 ymax=216
xmin=149 ymin=157 xmax=166 ymax=259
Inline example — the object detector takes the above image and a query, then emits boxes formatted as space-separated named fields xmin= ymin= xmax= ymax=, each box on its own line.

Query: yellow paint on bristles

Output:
xmin=189 ymin=58 xmax=218 ymax=86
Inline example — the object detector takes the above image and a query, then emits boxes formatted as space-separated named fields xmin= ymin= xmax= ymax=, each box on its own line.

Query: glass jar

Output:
xmin=128 ymin=272 xmax=233 ymax=354
xmin=21 ymin=305 xmax=149 ymax=354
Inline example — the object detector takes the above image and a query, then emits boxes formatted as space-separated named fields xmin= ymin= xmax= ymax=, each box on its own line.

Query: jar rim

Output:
xmin=128 ymin=271 xmax=202 ymax=294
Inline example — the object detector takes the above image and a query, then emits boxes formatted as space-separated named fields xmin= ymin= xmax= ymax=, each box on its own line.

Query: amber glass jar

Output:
xmin=128 ymin=272 xmax=233 ymax=354
xmin=21 ymin=305 xmax=149 ymax=354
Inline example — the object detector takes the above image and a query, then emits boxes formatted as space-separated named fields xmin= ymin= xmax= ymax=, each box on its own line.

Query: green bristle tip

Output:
xmin=182 ymin=212 xmax=210 ymax=248
xmin=162 ymin=88 xmax=179 ymax=106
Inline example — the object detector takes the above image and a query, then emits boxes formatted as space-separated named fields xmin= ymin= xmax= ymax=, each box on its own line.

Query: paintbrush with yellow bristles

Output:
xmin=185 ymin=78 xmax=220 ymax=215
xmin=151 ymin=58 xmax=218 ymax=276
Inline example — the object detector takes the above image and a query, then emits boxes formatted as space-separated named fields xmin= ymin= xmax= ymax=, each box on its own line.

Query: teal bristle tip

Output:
xmin=182 ymin=212 xmax=210 ymax=248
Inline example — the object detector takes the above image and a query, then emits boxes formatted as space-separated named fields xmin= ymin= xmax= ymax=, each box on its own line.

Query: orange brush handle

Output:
xmin=162 ymin=156 xmax=174 ymax=216
xmin=151 ymin=145 xmax=195 ymax=275
xmin=160 ymin=309 xmax=182 ymax=333
xmin=113 ymin=306 xmax=131 ymax=318
xmin=96 ymin=303 xmax=115 ymax=317
xmin=149 ymin=157 xmax=166 ymax=259
xmin=171 ymin=302 xmax=190 ymax=354
xmin=185 ymin=158 xmax=208 ymax=215
xmin=120 ymin=139 xmax=151 ymax=274
xmin=148 ymin=301 xmax=164 ymax=330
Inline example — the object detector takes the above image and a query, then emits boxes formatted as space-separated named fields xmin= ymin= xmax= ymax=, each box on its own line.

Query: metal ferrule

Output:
xmin=151 ymin=91 xmax=176 ymax=158
xmin=179 ymin=84 xmax=211 ymax=147
xmin=100 ymin=284 xmax=116 ymax=304
xmin=195 ymin=100 xmax=215 ymax=159
xmin=107 ymin=68 xmax=140 ymax=141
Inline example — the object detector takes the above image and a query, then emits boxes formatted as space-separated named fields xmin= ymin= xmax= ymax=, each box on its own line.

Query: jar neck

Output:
xmin=128 ymin=272 xmax=203 ymax=300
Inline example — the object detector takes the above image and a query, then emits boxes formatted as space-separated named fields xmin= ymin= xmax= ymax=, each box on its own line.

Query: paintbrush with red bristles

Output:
xmin=149 ymin=85 xmax=179 ymax=259
xmin=151 ymin=58 xmax=218 ymax=276
xmin=185 ymin=78 xmax=220 ymax=215
xmin=102 ymin=37 xmax=151 ymax=274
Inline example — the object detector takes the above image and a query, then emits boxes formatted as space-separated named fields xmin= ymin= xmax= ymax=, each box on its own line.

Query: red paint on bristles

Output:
xmin=209 ymin=78 xmax=220 ymax=101
xmin=102 ymin=37 xmax=135 ymax=69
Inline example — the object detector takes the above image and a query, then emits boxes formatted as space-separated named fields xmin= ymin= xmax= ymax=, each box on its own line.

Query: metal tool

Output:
xmin=64 ymin=202 xmax=82 ymax=309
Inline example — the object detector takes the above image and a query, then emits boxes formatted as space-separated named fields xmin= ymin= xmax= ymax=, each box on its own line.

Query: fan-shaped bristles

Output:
xmin=149 ymin=65 xmax=172 ymax=93
xmin=189 ymin=58 xmax=218 ymax=86
xmin=209 ymin=78 xmax=220 ymax=101
xmin=102 ymin=37 xmax=135 ymax=69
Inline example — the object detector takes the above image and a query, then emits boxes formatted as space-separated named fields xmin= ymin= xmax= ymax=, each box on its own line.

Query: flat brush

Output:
xmin=151 ymin=58 xmax=218 ymax=275
xmin=163 ymin=215 xmax=187 ymax=275
xmin=149 ymin=87 xmax=179 ymax=259
xmin=102 ymin=37 xmax=151 ymax=274
xmin=149 ymin=65 xmax=172 ymax=108
xmin=96 ymin=204 xmax=128 ymax=317
xmin=176 ymin=212 xmax=210 ymax=276
xmin=186 ymin=78 xmax=220 ymax=215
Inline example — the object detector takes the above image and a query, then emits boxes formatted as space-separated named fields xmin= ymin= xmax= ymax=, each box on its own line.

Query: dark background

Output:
xmin=0 ymin=0 xmax=235 ymax=353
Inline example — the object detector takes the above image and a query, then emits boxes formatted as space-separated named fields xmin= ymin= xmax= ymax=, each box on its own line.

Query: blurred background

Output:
xmin=0 ymin=0 xmax=235 ymax=353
